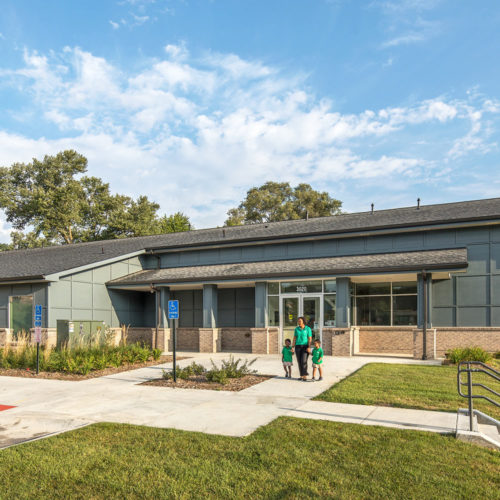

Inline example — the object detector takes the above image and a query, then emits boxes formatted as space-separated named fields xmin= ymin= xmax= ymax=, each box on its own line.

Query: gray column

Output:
xmin=203 ymin=284 xmax=218 ymax=328
xmin=255 ymin=282 xmax=267 ymax=328
xmin=160 ymin=287 xmax=170 ymax=327
xmin=335 ymin=277 xmax=351 ymax=327
xmin=417 ymin=273 xmax=432 ymax=328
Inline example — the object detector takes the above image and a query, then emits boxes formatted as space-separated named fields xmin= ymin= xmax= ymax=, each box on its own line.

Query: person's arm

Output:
xmin=307 ymin=327 xmax=312 ymax=352
xmin=292 ymin=328 xmax=297 ymax=349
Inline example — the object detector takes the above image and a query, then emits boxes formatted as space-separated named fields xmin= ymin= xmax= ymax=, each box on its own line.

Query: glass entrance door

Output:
xmin=303 ymin=296 xmax=321 ymax=342
xmin=281 ymin=295 xmax=322 ymax=344
xmin=282 ymin=297 xmax=299 ymax=344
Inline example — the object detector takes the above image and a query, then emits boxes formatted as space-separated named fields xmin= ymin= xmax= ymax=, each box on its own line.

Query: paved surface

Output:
xmin=0 ymin=354 xmax=451 ymax=448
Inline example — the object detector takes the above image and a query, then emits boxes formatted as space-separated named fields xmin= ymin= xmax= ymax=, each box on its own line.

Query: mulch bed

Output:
xmin=0 ymin=355 xmax=190 ymax=381
xmin=142 ymin=373 xmax=272 ymax=391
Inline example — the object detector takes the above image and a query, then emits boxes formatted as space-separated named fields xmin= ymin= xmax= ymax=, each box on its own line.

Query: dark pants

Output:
xmin=295 ymin=345 xmax=309 ymax=377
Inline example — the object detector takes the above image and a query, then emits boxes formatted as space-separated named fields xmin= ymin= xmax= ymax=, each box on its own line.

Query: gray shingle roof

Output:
xmin=0 ymin=196 xmax=497 ymax=280
xmin=107 ymin=248 xmax=468 ymax=285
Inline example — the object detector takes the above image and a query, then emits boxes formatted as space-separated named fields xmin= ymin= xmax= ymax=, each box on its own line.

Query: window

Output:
xmin=268 ymin=296 xmax=280 ymax=326
xmin=324 ymin=294 xmax=336 ymax=326
xmin=10 ymin=295 xmax=33 ymax=335
xmin=268 ymin=282 xmax=279 ymax=295
xmin=354 ymin=282 xmax=417 ymax=326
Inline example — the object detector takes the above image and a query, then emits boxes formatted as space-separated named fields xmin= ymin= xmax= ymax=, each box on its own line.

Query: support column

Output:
xmin=417 ymin=273 xmax=432 ymax=328
xmin=255 ymin=282 xmax=267 ymax=328
xmin=335 ymin=278 xmax=351 ymax=327
xmin=203 ymin=284 xmax=218 ymax=328
xmin=160 ymin=287 xmax=170 ymax=327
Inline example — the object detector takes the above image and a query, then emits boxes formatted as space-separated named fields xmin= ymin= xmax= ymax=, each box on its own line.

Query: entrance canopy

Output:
xmin=107 ymin=248 xmax=468 ymax=288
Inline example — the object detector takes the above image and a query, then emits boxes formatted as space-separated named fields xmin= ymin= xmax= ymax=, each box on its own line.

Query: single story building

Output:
xmin=1 ymin=197 xmax=500 ymax=359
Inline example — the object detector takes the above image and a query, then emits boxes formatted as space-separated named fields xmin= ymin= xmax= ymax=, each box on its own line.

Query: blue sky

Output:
xmin=0 ymin=0 xmax=499 ymax=241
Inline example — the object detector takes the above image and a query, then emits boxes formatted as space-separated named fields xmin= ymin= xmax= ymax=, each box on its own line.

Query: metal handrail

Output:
xmin=457 ymin=361 xmax=500 ymax=431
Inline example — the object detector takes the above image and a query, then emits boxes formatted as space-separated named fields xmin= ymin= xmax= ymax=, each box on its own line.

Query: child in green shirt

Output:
xmin=282 ymin=338 xmax=293 ymax=378
xmin=312 ymin=339 xmax=324 ymax=381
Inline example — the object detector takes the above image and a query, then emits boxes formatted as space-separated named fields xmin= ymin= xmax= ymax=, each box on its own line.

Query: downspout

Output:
xmin=422 ymin=271 xmax=427 ymax=360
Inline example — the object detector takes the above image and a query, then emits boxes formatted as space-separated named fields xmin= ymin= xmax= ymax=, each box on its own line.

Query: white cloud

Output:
xmin=0 ymin=45 xmax=498 ymax=232
xmin=109 ymin=20 xmax=120 ymax=30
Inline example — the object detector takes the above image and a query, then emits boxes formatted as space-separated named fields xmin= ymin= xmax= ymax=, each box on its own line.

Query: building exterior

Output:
xmin=1 ymin=197 xmax=500 ymax=359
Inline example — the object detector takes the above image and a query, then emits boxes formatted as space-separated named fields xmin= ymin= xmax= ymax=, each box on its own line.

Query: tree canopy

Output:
xmin=225 ymin=181 xmax=342 ymax=226
xmin=0 ymin=150 xmax=192 ymax=249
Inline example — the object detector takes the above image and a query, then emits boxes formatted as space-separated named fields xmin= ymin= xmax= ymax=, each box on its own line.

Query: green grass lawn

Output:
xmin=0 ymin=418 xmax=498 ymax=500
xmin=315 ymin=363 xmax=500 ymax=421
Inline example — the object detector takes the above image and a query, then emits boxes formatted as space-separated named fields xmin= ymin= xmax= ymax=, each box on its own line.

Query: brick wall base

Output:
xmin=221 ymin=328 xmax=252 ymax=352
xmin=322 ymin=328 xmax=355 ymax=356
xmin=358 ymin=327 xmax=415 ymax=356
xmin=127 ymin=327 xmax=170 ymax=351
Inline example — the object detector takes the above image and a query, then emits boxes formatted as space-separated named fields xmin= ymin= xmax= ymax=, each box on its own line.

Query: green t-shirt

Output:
xmin=294 ymin=325 xmax=312 ymax=345
xmin=312 ymin=347 xmax=324 ymax=364
xmin=282 ymin=346 xmax=293 ymax=363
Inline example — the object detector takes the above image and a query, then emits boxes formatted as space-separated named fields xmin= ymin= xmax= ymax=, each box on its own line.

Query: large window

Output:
xmin=354 ymin=282 xmax=417 ymax=326
xmin=10 ymin=295 xmax=33 ymax=335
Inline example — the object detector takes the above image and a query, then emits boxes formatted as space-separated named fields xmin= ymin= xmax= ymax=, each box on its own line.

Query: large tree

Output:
xmin=225 ymin=181 xmax=342 ymax=226
xmin=0 ymin=150 xmax=193 ymax=248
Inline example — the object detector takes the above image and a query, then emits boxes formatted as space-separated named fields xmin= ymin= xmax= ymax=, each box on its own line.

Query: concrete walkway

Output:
xmin=0 ymin=354 xmax=451 ymax=448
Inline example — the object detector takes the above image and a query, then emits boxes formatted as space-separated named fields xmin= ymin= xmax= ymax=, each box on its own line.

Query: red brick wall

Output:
xmin=177 ymin=328 xmax=200 ymax=351
xmin=358 ymin=327 xmax=414 ymax=355
xmin=268 ymin=328 xmax=279 ymax=354
xmin=220 ymin=328 xmax=252 ymax=352
xmin=435 ymin=328 xmax=500 ymax=357
xmin=323 ymin=328 xmax=352 ymax=356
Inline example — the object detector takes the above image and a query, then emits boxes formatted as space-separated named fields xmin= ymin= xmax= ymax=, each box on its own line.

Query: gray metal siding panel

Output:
xmin=48 ymin=257 xmax=147 ymax=328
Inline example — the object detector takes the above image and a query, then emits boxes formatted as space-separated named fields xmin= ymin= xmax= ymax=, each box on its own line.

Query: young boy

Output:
xmin=282 ymin=338 xmax=293 ymax=378
xmin=311 ymin=339 xmax=324 ymax=381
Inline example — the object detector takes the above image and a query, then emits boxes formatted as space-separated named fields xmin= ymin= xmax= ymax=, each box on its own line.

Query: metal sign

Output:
xmin=168 ymin=300 xmax=179 ymax=319
xmin=34 ymin=305 xmax=42 ymax=342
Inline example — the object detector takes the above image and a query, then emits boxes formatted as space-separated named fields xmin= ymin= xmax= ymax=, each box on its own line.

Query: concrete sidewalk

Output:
xmin=0 ymin=354 xmax=450 ymax=448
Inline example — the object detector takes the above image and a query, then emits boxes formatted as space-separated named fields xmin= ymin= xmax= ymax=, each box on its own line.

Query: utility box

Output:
xmin=56 ymin=320 xmax=106 ymax=348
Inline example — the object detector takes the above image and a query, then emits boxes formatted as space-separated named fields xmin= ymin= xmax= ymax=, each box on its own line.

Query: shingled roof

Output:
xmin=0 ymin=197 xmax=498 ymax=281
xmin=108 ymin=248 xmax=468 ymax=285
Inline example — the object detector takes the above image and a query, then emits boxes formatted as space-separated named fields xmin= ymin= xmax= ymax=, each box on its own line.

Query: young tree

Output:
xmin=225 ymin=181 xmax=342 ymax=226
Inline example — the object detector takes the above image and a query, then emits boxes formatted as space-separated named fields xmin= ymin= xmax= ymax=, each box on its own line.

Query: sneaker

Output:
xmin=318 ymin=377 xmax=323 ymax=381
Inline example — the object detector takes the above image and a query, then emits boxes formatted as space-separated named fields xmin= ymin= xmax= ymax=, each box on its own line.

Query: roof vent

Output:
xmin=222 ymin=229 xmax=226 ymax=238
xmin=417 ymin=198 xmax=421 ymax=210
xmin=101 ymin=247 xmax=104 ymax=254
xmin=371 ymin=203 xmax=374 ymax=214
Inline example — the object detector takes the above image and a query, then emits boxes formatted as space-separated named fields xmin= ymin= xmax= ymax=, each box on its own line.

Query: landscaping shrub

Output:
xmin=161 ymin=357 xmax=257 ymax=385
xmin=0 ymin=341 xmax=161 ymax=375
xmin=494 ymin=351 xmax=500 ymax=360
xmin=447 ymin=346 xmax=492 ymax=364
xmin=162 ymin=362 xmax=206 ymax=380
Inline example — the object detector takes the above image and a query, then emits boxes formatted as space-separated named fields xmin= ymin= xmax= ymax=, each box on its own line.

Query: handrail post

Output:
xmin=467 ymin=362 xmax=473 ymax=432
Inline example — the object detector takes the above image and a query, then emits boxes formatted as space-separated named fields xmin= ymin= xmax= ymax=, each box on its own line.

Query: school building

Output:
xmin=1 ymin=197 xmax=500 ymax=359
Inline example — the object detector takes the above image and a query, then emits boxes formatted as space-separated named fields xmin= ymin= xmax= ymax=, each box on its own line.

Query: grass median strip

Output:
xmin=0 ymin=418 xmax=498 ymax=499
xmin=314 ymin=363 xmax=500 ymax=421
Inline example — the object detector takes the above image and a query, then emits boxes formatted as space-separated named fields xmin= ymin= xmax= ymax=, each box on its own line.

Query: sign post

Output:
xmin=34 ymin=305 xmax=42 ymax=375
xmin=168 ymin=300 xmax=179 ymax=382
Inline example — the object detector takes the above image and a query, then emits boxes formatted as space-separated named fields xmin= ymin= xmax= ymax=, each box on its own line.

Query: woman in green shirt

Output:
xmin=291 ymin=316 xmax=312 ymax=381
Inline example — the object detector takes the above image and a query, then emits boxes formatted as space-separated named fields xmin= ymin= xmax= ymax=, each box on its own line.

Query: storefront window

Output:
xmin=356 ymin=296 xmax=391 ymax=325
xmin=268 ymin=282 xmax=279 ymax=295
xmin=392 ymin=282 xmax=417 ymax=294
xmin=324 ymin=280 xmax=336 ymax=293
xmin=355 ymin=282 xmax=390 ymax=296
xmin=280 ymin=280 xmax=322 ymax=294
xmin=393 ymin=296 xmax=417 ymax=325
xmin=324 ymin=294 xmax=336 ymax=326
xmin=354 ymin=281 xmax=417 ymax=326
xmin=268 ymin=296 xmax=280 ymax=326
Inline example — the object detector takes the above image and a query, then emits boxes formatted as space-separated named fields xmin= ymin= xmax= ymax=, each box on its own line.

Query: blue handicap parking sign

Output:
xmin=168 ymin=300 xmax=179 ymax=319
xmin=35 ymin=304 xmax=42 ymax=322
